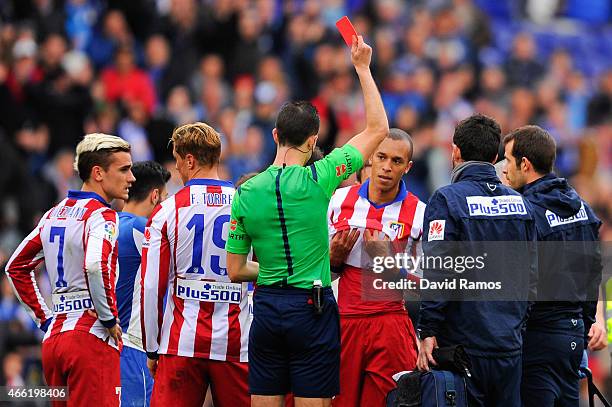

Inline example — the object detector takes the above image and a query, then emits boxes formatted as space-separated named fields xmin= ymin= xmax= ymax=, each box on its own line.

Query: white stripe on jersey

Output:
xmin=125 ymin=227 xmax=144 ymax=349
xmin=142 ymin=182 xmax=250 ymax=362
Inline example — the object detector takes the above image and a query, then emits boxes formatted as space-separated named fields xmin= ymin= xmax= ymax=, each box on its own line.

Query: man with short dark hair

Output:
xmin=226 ymin=36 xmax=389 ymax=407
xmin=6 ymin=133 xmax=135 ymax=406
xmin=416 ymin=114 xmax=537 ymax=407
xmin=117 ymin=161 xmax=170 ymax=407
xmin=328 ymin=128 xmax=424 ymax=406
xmin=503 ymin=125 xmax=603 ymax=407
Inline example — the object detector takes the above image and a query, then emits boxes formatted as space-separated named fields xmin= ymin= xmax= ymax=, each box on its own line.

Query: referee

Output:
xmin=226 ymin=36 xmax=388 ymax=407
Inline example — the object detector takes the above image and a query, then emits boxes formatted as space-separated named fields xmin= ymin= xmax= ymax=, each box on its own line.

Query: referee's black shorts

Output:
xmin=248 ymin=285 xmax=340 ymax=398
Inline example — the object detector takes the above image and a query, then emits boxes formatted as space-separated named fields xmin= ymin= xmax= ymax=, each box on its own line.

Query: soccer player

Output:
xmin=141 ymin=122 xmax=250 ymax=407
xmin=117 ymin=161 xmax=170 ymax=407
xmin=226 ymin=35 xmax=389 ymax=407
xmin=503 ymin=126 xmax=603 ymax=407
xmin=416 ymin=114 xmax=537 ymax=407
xmin=5 ymin=133 xmax=134 ymax=406
xmin=327 ymin=128 xmax=424 ymax=406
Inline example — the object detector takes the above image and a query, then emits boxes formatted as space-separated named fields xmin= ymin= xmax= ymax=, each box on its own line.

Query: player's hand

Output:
xmin=330 ymin=229 xmax=360 ymax=267
xmin=363 ymin=229 xmax=391 ymax=259
xmin=107 ymin=323 xmax=122 ymax=346
xmin=351 ymin=35 xmax=372 ymax=71
xmin=417 ymin=336 xmax=438 ymax=371
xmin=147 ymin=358 xmax=158 ymax=378
xmin=588 ymin=321 xmax=607 ymax=351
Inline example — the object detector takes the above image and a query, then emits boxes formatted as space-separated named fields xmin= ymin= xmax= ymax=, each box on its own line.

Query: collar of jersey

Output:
xmin=358 ymin=179 xmax=407 ymax=209
xmin=184 ymin=178 xmax=234 ymax=187
xmin=67 ymin=190 xmax=111 ymax=207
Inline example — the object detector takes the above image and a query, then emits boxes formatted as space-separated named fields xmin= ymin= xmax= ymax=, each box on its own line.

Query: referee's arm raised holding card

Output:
xmin=226 ymin=34 xmax=388 ymax=407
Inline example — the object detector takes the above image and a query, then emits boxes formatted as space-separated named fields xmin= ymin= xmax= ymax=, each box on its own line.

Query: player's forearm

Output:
xmin=5 ymin=269 xmax=52 ymax=328
xmin=348 ymin=67 xmax=389 ymax=159
xmin=234 ymin=261 xmax=259 ymax=282
xmin=228 ymin=253 xmax=259 ymax=282
xmin=5 ymin=236 xmax=52 ymax=327
xmin=85 ymin=259 xmax=117 ymax=327
xmin=140 ymin=272 xmax=160 ymax=359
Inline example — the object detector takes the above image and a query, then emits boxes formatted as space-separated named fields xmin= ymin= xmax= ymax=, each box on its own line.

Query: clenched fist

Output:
xmin=351 ymin=35 xmax=372 ymax=71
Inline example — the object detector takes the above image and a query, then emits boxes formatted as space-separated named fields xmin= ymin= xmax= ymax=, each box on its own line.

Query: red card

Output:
xmin=336 ymin=16 xmax=358 ymax=47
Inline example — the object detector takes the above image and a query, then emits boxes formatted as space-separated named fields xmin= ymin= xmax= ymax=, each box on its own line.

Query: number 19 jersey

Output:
xmin=141 ymin=179 xmax=250 ymax=362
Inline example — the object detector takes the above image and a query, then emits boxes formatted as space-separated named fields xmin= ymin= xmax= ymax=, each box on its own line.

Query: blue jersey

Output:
xmin=117 ymin=212 xmax=147 ymax=350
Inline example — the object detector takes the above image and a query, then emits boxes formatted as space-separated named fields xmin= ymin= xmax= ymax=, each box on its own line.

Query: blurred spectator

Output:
xmin=145 ymin=34 xmax=172 ymax=105
xmin=42 ymin=149 xmax=82 ymax=201
xmin=587 ymin=69 xmax=612 ymax=127
xmin=6 ymin=37 xmax=44 ymax=103
xmin=39 ymin=33 xmax=67 ymax=76
xmin=65 ymin=0 xmax=103 ymax=50
xmin=3 ymin=352 xmax=24 ymax=386
xmin=505 ymin=32 xmax=545 ymax=87
xmin=26 ymin=61 xmax=92 ymax=154
xmin=226 ymin=125 xmax=267 ymax=182
xmin=189 ymin=54 xmax=231 ymax=103
xmin=101 ymin=46 xmax=156 ymax=115
xmin=86 ymin=8 xmax=141 ymax=69
xmin=165 ymin=85 xmax=201 ymax=126
xmin=117 ymin=99 xmax=154 ymax=162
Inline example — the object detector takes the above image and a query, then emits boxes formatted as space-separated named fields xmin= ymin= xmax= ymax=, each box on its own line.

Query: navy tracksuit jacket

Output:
xmin=521 ymin=174 xmax=602 ymax=407
xmin=418 ymin=162 xmax=538 ymax=407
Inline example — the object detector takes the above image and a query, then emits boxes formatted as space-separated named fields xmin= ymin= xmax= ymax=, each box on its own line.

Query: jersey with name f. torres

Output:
xmin=141 ymin=179 xmax=250 ymax=362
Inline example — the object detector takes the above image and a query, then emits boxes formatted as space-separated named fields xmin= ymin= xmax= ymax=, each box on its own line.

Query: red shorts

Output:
xmin=151 ymin=354 xmax=249 ymax=407
xmin=42 ymin=330 xmax=120 ymax=407
xmin=332 ymin=312 xmax=418 ymax=407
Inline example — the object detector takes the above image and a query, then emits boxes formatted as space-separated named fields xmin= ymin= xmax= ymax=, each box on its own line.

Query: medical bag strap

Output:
xmin=442 ymin=370 xmax=457 ymax=407
xmin=583 ymin=367 xmax=612 ymax=407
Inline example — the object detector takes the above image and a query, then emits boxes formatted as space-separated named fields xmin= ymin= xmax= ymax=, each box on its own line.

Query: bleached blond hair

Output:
xmin=74 ymin=133 xmax=131 ymax=181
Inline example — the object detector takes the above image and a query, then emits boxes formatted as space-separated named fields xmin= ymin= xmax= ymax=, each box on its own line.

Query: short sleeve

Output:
xmin=312 ymin=144 xmax=363 ymax=198
xmin=225 ymin=189 xmax=252 ymax=254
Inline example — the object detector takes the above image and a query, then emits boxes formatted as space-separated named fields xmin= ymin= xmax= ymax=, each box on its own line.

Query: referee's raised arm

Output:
xmin=346 ymin=35 xmax=390 ymax=161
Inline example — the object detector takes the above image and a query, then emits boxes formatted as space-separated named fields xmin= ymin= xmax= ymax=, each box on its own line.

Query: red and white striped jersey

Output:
xmin=5 ymin=190 xmax=121 ymax=350
xmin=141 ymin=179 xmax=250 ymax=362
xmin=328 ymin=180 xmax=426 ymax=316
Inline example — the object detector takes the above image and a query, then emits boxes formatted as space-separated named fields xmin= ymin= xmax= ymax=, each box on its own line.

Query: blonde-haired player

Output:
xmin=141 ymin=122 xmax=250 ymax=407
xmin=5 ymin=133 xmax=134 ymax=406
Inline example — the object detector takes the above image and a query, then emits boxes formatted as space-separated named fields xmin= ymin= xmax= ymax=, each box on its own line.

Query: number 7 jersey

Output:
xmin=141 ymin=179 xmax=250 ymax=362
xmin=5 ymin=191 xmax=121 ymax=350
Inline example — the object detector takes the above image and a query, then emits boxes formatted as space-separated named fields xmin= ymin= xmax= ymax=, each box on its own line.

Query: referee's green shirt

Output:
xmin=226 ymin=144 xmax=363 ymax=289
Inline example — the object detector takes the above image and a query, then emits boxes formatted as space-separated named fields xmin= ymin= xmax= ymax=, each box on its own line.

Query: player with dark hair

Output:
xmin=417 ymin=114 xmax=538 ymax=407
xmin=226 ymin=36 xmax=389 ymax=407
xmin=503 ymin=125 xmax=603 ymax=407
xmin=116 ymin=161 xmax=170 ymax=407
xmin=5 ymin=133 xmax=134 ymax=406
xmin=328 ymin=128 xmax=424 ymax=406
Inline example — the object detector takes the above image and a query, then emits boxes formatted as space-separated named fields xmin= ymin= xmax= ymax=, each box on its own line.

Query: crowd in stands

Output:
xmin=0 ymin=0 xmax=610 ymax=394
